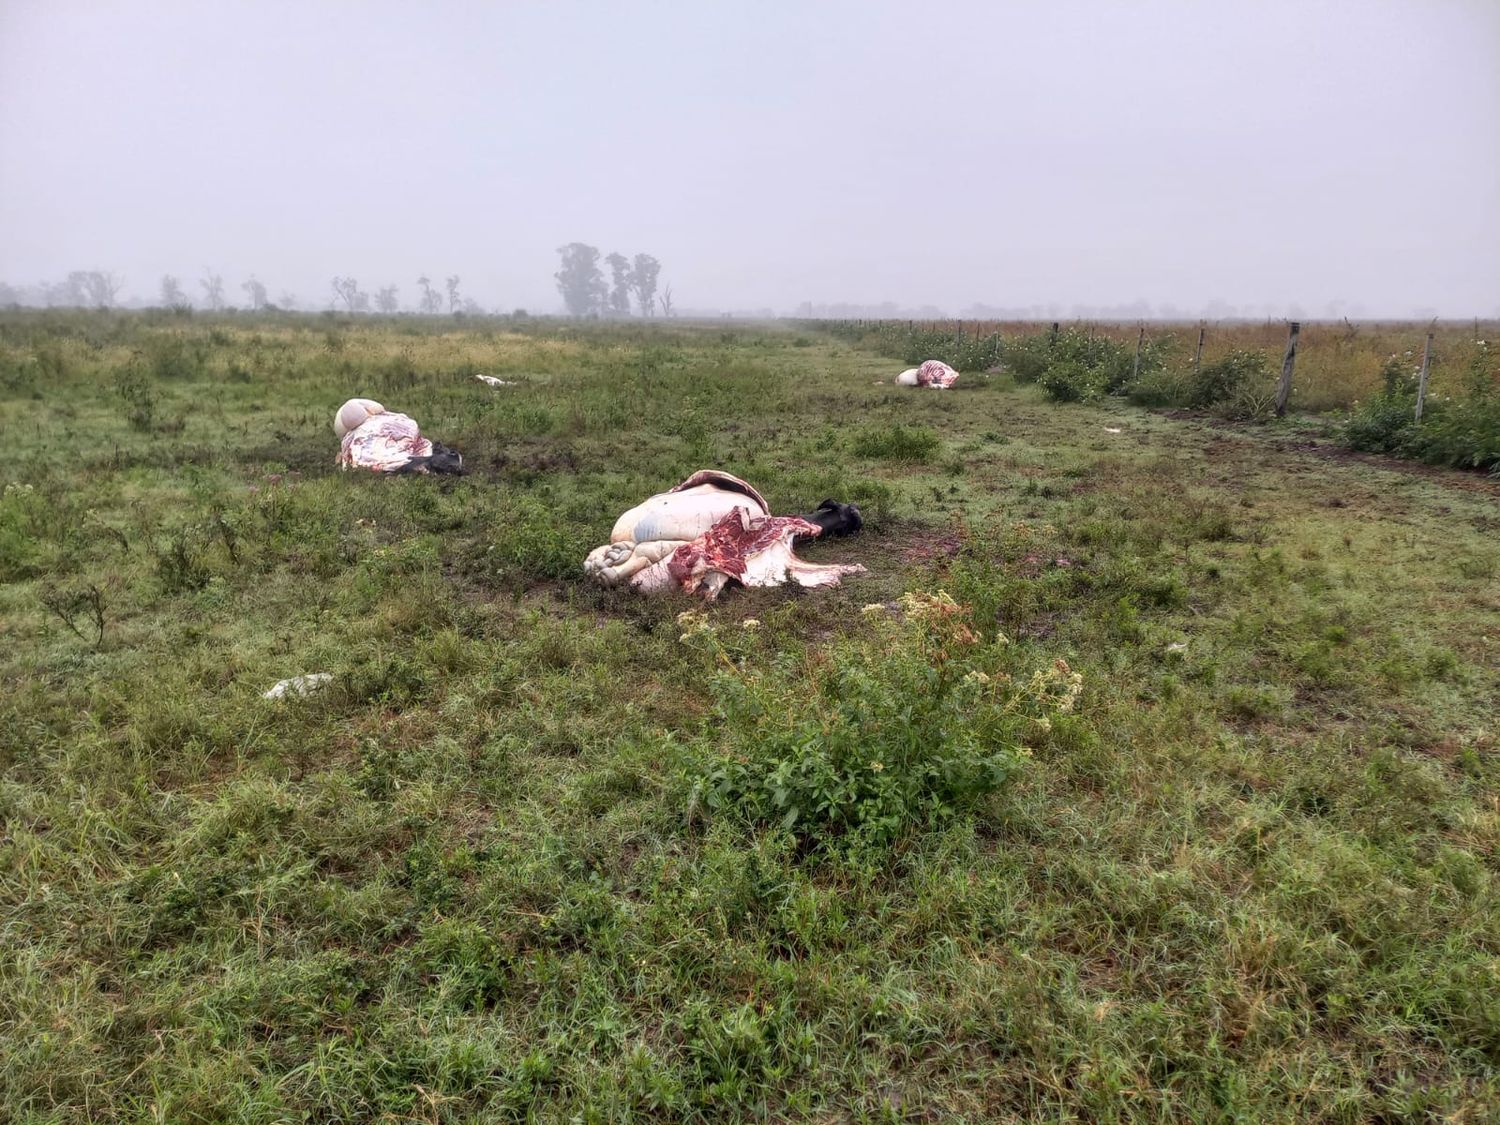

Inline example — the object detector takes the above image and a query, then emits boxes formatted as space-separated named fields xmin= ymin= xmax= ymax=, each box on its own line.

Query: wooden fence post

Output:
xmin=1194 ymin=322 xmax=1206 ymax=379
xmin=1414 ymin=331 xmax=1434 ymax=422
xmin=1274 ymin=321 xmax=1300 ymax=417
xmin=1132 ymin=325 xmax=1145 ymax=383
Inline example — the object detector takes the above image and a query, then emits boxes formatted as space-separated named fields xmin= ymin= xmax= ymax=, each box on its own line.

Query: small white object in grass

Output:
xmin=1165 ymin=642 xmax=1188 ymax=655
xmin=263 ymin=673 xmax=333 ymax=699
xmin=475 ymin=374 xmax=516 ymax=387
xmin=1103 ymin=427 xmax=1123 ymax=434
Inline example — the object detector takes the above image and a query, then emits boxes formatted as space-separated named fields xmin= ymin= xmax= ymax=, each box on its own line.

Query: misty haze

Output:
xmin=2 ymin=1 xmax=1497 ymax=317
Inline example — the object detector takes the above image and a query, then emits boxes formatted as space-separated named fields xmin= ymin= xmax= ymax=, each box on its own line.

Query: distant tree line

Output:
xmin=554 ymin=244 xmax=673 ymax=317
xmin=330 ymin=274 xmax=483 ymax=316
xmin=0 ymin=270 xmax=126 ymax=309
xmin=0 ymin=269 xmax=494 ymax=315
xmin=4 ymin=256 xmax=682 ymax=317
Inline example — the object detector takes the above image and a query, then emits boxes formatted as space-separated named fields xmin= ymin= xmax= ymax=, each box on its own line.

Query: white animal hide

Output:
xmin=586 ymin=472 xmax=865 ymax=599
xmin=334 ymin=398 xmax=386 ymax=440
xmin=335 ymin=402 xmax=434 ymax=472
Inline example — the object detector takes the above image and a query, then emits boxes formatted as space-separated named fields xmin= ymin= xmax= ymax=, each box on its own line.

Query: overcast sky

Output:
xmin=1 ymin=0 xmax=1496 ymax=317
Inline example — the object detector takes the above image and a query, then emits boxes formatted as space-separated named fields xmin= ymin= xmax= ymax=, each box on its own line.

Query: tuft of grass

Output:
xmin=851 ymin=422 xmax=941 ymax=461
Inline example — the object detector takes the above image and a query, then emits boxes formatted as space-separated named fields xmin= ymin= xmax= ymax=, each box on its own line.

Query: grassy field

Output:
xmin=2 ymin=312 xmax=1498 ymax=1122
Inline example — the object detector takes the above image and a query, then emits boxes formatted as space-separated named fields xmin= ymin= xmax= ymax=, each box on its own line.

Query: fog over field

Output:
xmin=1 ymin=0 xmax=1497 ymax=317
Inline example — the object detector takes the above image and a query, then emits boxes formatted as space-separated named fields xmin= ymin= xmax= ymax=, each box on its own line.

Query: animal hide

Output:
xmin=334 ymin=397 xmax=462 ymax=474
xmin=338 ymin=411 xmax=434 ymax=472
xmin=334 ymin=398 xmax=386 ymax=439
xmin=896 ymin=359 xmax=960 ymax=388
xmin=585 ymin=470 xmax=865 ymax=599
xmin=633 ymin=509 xmax=865 ymax=600
xmin=610 ymin=469 xmax=767 ymax=543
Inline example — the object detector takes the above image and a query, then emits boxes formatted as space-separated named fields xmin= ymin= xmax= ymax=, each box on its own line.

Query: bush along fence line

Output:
xmin=810 ymin=318 xmax=1500 ymax=475
xmin=1345 ymin=339 xmax=1499 ymax=472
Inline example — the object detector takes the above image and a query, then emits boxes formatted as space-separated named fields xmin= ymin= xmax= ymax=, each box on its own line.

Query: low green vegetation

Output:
xmin=683 ymin=592 xmax=1061 ymax=854
xmin=849 ymin=422 xmax=941 ymax=462
xmin=2 ymin=311 xmax=1498 ymax=1121
xmin=1346 ymin=347 xmax=1500 ymax=471
xmin=1129 ymin=349 xmax=1277 ymax=419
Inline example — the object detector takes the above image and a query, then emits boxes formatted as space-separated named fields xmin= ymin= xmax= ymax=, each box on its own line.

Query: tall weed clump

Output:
xmin=1345 ymin=344 xmax=1500 ymax=471
xmin=0 ymin=483 xmax=53 ymax=580
xmin=682 ymin=591 xmax=1081 ymax=853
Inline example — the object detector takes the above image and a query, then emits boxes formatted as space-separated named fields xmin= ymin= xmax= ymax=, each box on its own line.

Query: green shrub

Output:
xmin=155 ymin=529 xmax=213 ymax=593
xmin=1060 ymin=331 xmax=1139 ymax=393
xmin=950 ymin=332 xmax=1006 ymax=374
xmin=0 ymin=349 xmax=41 ymax=393
xmin=113 ymin=363 xmax=159 ymax=430
xmin=683 ymin=592 xmax=1079 ymax=853
xmin=850 ymin=422 xmax=940 ymax=462
xmin=1345 ymin=391 xmax=1417 ymax=455
xmin=1344 ymin=358 xmax=1500 ymax=472
xmin=998 ymin=335 xmax=1052 ymax=383
xmin=1129 ymin=349 xmax=1271 ymax=413
xmin=1187 ymin=350 xmax=1270 ymax=408
xmin=148 ymin=334 xmax=208 ymax=380
xmin=1002 ymin=329 xmax=1170 ymax=404
xmin=1037 ymin=358 xmax=1106 ymax=402
xmin=1218 ymin=378 xmax=1279 ymax=421
xmin=1127 ymin=368 xmax=1192 ymax=407
xmin=1379 ymin=355 xmax=1420 ymax=397
xmin=1406 ymin=395 xmax=1500 ymax=470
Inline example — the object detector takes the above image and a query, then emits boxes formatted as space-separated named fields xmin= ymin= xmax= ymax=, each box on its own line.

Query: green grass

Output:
xmin=1 ymin=310 xmax=1498 ymax=1121
xmin=849 ymin=422 xmax=942 ymax=463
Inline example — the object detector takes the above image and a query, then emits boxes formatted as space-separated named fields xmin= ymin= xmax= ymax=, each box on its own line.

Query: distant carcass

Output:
xmin=333 ymin=398 xmax=464 ymax=474
xmin=896 ymin=359 xmax=960 ymax=388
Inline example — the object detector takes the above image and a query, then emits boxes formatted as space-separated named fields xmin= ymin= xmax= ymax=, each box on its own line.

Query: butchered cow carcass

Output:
xmin=895 ymin=359 xmax=960 ymax=388
xmin=334 ymin=398 xmax=464 ymax=474
xmin=584 ymin=470 xmax=865 ymax=600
